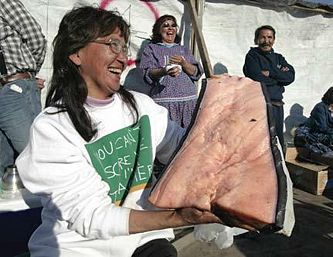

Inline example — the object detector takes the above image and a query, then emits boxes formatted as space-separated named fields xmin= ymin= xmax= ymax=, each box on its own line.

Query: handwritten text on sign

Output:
xmin=85 ymin=115 xmax=153 ymax=205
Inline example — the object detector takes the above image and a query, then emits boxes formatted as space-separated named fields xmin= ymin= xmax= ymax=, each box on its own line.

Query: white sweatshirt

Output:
xmin=16 ymin=91 xmax=185 ymax=257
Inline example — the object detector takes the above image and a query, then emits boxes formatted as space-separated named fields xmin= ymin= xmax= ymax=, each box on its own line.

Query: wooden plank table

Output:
xmin=285 ymin=147 xmax=333 ymax=195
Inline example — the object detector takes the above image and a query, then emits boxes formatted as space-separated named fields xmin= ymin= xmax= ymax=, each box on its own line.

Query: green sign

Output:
xmin=85 ymin=115 xmax=153 ymax=205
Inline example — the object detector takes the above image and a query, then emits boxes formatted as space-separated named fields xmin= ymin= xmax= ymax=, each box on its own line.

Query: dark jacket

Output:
xmin=243 ymin=47 xmax=295 ymax=101
xmin=305 ymin=101 xmax=333 ymax=134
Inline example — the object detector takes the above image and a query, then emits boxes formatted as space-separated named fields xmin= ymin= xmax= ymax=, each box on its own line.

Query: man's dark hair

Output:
xmin=46 ymin=6 xmax=138 ymax=142
xmin=322 ymin=87 xmax=333 ymax=105
xmin=254 ymin=25 xmax=276 ymax=44
xmin=151 ymin=14 xmax=181 ymax=44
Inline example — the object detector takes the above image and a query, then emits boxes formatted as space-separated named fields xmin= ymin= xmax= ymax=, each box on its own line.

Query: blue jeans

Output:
xmin=0 ymin=79 xmax=41 ymax=176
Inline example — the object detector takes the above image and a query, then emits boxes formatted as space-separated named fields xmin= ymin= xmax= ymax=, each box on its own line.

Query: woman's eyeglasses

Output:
xmin=92 ymin=39 xmax=129 ymax=56
xmin=161 ymin=22 xmax=177 ymax=28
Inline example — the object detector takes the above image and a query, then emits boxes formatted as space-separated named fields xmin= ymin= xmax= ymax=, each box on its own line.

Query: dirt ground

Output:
xmin=174 ymin=188 xmax=333 ymax=257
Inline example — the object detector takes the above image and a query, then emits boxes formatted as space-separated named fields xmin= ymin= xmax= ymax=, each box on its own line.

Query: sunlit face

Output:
xmin=69 ymin=29 xmax=128 ymax=99
xmin=160 ymin=19 xmax=177 ymax=44
xmin=256 ymin=29 xmax=275 ymax=52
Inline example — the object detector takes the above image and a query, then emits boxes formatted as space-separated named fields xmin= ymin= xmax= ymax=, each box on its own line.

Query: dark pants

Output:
xmin=272 ymin=104 xmax=285 ymax=151
xmin=0 ymin=207 xmax=42 ymax=257
xmin=132 ymin=239 xmax=177 ymax=257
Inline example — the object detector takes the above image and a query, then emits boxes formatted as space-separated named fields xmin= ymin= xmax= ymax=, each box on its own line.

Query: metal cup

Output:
xmin=1 ymin=164 xmax=25 ymax=192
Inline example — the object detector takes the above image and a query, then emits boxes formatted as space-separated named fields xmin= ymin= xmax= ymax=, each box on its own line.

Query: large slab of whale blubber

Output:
xmin=149 ymin=75 xmax=294 ymax=235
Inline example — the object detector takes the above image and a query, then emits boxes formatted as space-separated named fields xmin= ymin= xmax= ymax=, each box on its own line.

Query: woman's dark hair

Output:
xmin=254 ymin=25 xmax=276 ymax=44
xmin=322 ymin=87 xmax=333 ymax=105
xmin=46 ymin=6 xmax=138 ymax=142
xmin=151 ymin=15 xmax=181 ymax=44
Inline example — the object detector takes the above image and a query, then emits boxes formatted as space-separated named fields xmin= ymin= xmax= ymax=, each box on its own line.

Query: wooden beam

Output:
xmin=190 ymin=0 xmax=203 ymax=62
xmin=187 ymin=0 xmax=213 ymax=78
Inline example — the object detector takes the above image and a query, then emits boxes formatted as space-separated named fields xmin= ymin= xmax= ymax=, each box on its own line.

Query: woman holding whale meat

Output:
xmin=16 ymin=6 xmax=220 ymax=257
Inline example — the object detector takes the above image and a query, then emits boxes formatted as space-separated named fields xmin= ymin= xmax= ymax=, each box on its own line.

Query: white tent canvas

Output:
xmin=19 ymin=0 xmax=333 ymax=141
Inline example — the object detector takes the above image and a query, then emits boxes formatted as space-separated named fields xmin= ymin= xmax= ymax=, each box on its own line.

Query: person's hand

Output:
xmin=176 ymin=207 xmax=222 ymax=225
xmin=281 ymin=66 xmax=290 ymax=72
xmin=169 ymin=55 xmax=186 ymax=67
xmin=170 ymin=55 xmax=199 ymax=76
xmin=261 ymin=70 xmax=269 ymax=77
xmin=165 ymin=65 xmax=182 ymax=77
xmin=36 ymin=77 xmax=46 ymax=89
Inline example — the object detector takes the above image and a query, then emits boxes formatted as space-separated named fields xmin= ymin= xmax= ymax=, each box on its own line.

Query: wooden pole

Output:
xmin=187 ymin=0 xmax=213 ymax=78
xmin=190 ymin=0 xmax=203 ymax=63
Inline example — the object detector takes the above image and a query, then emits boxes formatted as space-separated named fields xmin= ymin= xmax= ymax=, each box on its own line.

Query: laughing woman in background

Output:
xmin=140 ymin=15 xmax=203 ymax=129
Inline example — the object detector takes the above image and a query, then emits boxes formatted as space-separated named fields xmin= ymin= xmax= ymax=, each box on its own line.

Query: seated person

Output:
xmin=294 ymin=87 xmax=333 ymax=166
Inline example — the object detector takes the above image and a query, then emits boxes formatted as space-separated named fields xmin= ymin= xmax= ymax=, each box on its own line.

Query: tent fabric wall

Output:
xmin=202 ymin=0 xmax=333 ymax=119
xmin=245 ymin=0 xmax=333 ymax=11
xmin=19 ymin=0 xmax=333 ymax=130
